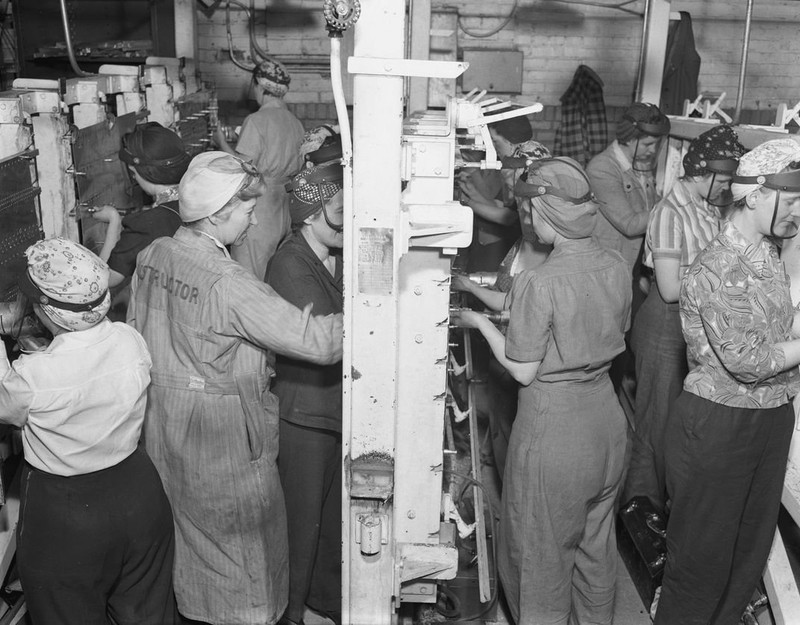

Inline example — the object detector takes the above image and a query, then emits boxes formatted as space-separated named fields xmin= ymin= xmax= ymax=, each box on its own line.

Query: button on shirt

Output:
xmin=681 ymin=220 xmax=800 ymax=408
xmin=0 ymin=320 xmax=151 ymax=476
xmin=505 ymin=238 xmax=631 ymax=384
xmin=643 ymin=178 xmax=721 ymax=271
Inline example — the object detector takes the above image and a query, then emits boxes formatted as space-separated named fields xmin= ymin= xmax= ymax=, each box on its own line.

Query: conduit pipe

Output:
xmin=733 ymin=0 xmax=755 ymax=125
xmin=59 ymin=0 xmax=92 ymax=77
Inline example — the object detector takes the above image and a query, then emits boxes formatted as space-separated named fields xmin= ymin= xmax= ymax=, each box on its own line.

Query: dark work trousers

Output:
xmin=623 ymin=286 xmax=687 ymax=512
xmin=654 ymin=392 xmax=793 ymax=625
xmin=279 ymin=420 xmax=342 ymax=622
xmin=18 ymin=446 xmax=178 ymax=625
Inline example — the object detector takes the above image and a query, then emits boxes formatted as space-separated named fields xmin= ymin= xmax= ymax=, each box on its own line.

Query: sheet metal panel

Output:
xmin=0 ymin=152 xmax=42 ymax=302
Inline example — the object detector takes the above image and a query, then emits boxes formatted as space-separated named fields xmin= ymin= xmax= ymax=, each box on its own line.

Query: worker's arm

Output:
xmin=453 ymin=310 xmax=539 ymax=385
xmin=0 ymin=342 xmax=31 ymax=427
xmin=212 ymin=127 xmax=238 ymax=157
xmin=227 ymin=271 xmax=343 ymax=365
xmin=451 ymin=273 xmax=508 ymax=311
xmin=586 ymin=160 xmax=649 ymax=236
xmin=458 ymin=176 xmax=517 ymax=226
xmin=653 ymin=257 xmax=681 ymax=303
xmin=90 ymin=205 xmax=126 ymax=286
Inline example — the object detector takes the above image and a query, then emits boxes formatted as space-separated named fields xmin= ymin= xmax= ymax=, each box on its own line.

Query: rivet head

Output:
xmin=407 ymin=510 xmax=416 ymax=519
xmin=414 ymin=334 xmax=423 ymax=343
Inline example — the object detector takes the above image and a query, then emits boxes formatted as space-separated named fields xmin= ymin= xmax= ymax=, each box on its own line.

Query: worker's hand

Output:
xmin=90 ymin=205 xmax=122 ymax=224
xmin=450 ymin=273 xmax=474 ymax=294
xmin=450 ymin=308 xmax=484 ymax=329
xmin=457 ymin=176 xmax=488 ymax=204
xmin=211 ymin=127 xmax=228 ymax=150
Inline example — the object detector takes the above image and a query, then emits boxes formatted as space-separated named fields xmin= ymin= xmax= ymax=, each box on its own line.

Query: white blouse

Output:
xmin=0 ymin=319 xmax=151 ymax=476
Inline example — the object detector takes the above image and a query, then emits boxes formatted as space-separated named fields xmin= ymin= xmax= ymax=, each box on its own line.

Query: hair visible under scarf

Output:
xmin=616 ymin=102 xmax=670 ymax=144
xmin=518 ymin=157 xmax=598 ymax=239
xmin=489 ymin=109 xmax=534 ymax=145
xmin=19 ymin=238 xmax=110 ymax=332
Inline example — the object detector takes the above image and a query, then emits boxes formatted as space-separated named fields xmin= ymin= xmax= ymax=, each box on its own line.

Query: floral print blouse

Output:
xmin=681 ymin=220 xmax=800 ymax=408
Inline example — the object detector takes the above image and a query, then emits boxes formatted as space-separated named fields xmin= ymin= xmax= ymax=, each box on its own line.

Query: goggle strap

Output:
xmin=18 ymin=269 xmax=107 ymax=312
xmin=732 ymin=167 xmax=800 ymax=192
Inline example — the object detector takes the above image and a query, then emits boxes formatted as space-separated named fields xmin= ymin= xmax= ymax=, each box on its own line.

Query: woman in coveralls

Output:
xmin=454 ymin=157 xmax=631 ymax=624
xmin=127 ymin=152 xmax=343 ymax=625
xmin=623 ymin=124 xmax=746 ymax=514
xmin=214 ymin=58 xmax=305 ymax=280
xmin=653 ymin=139 xmax=800 ymax=625
xmin=0 ymin=238 xmax=177 ymax=625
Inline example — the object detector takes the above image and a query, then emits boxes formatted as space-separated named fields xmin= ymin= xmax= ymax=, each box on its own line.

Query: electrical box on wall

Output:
xmin=460 ymin=49 xmax=523 ymax=94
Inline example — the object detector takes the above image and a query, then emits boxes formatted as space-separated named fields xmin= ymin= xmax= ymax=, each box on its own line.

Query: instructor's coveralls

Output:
xmin=128 ymin=227 xmax=342 ymax=625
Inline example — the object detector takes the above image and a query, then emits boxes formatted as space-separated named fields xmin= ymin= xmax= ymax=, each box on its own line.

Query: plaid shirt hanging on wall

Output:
xmin=553 ymin=65 xmax=608 ymax=167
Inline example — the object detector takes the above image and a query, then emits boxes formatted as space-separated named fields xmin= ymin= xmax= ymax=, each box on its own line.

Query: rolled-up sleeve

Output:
xmin=506 ymin=273 xmax=551 ymax=363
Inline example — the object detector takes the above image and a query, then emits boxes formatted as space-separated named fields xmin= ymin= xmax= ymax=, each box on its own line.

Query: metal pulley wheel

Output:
xmin=323 ymin=0 xmax=361 ymax=31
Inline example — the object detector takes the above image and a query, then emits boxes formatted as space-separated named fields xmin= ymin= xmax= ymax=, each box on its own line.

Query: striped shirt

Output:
xmin=643 ymin=179 xmax=721 ymax=271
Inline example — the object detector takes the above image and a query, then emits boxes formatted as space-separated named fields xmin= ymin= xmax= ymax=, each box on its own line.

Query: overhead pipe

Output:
xmin=633 ymin=0 xmax=651 ymax=102
xmin=59 ymin=0 xmax=92 ymax=77
xmin=733 ymin=0 xmax=755 ymax=125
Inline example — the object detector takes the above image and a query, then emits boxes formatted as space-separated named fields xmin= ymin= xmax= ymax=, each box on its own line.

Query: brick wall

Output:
xmin=195 ymin=0 xmax=800 ymax=143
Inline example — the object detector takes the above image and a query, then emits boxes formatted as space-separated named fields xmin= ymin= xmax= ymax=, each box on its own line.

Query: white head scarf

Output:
xmin=22 ymin=238 xmax=110 ymax=332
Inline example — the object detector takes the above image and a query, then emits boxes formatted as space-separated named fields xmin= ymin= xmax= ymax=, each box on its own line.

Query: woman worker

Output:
xmin=454 ymin=157 xmax=630 ymax=624
xmin=654 ymin=138 xmax=800 ymax=625
xmin=127 ymin=152 xmax=343 ymax=625
xmin=623 ymin=124 xmax=746 ymax=513
xmin=214 ymin=58 xmax=305 ymax=279
xmin=0 ymin=238 xmax=177 ymax=625
xmin=266 ymin=162 xmax=345 ymax=625
xmin=92 ymin=122 xmax=191 ymax=288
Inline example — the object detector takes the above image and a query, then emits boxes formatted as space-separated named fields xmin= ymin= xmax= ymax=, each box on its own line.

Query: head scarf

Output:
xmin=299 ymin=124 xmax=340 ymax=161
xmin=19 ymin=238 xmax=110 ymax=332
xmin=731 ymin=138 xmax=800 ymax=201
xmin=179 ymin=151 xmax=261 ymax=222
xmin=616 ymin=102 xmax=670 ymax=143
xmin=287 ymin=162 xmax=344 ymax=225
xmin=489 ymin=109 xmax=533 ymax=145
xmin=119 ymin=122 xmax=191 ymax=185
xmin=683 ymin=124 xmax=746 ymax=177
xmin=519 ymin=157 xmax=597 ymax=239
xmin=253 ymin=58 xmax=291 ymax=98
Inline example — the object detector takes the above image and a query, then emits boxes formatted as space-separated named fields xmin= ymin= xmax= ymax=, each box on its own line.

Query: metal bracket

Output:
xmin=348 ymin=57 xmax=468 ymax=79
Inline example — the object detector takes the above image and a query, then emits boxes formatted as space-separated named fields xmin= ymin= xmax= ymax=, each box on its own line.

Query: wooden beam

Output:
xmin=763 ymin=528 xmax=800 ymax=625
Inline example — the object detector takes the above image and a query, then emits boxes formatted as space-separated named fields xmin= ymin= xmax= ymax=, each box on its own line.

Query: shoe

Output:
xmin=277 ymin=616 xmax=304 ymax=625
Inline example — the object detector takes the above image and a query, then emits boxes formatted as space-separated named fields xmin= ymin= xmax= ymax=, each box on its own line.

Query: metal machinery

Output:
xmin=0 ymin=57 xmax=214 ymax=268
xmin=327 ymin=1 xmax=539 ymax=622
